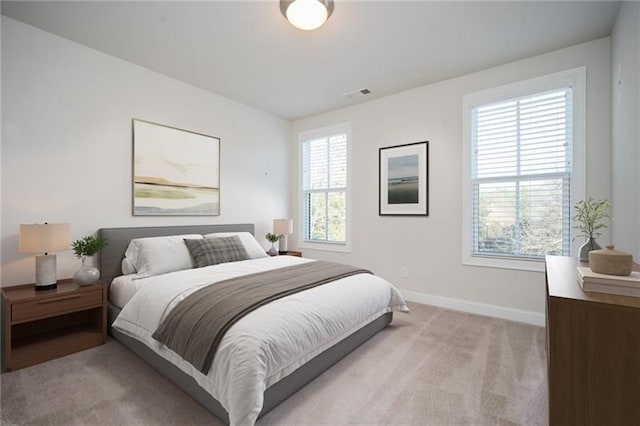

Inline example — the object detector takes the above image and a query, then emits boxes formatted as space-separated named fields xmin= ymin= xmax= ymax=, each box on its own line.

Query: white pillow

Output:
xmin=121 ymin=258 xmax=137 ymax=275
xmin=202 ymin=232 xmax=268 ymax=259
xmin=124 ymin=234 xmax=203 ymax=279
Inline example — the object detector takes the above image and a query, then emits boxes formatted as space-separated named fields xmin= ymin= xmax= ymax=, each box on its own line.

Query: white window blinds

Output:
xmin=301 ymin=131 xmax=348 ymax=244
xmin=471 ymin=88 xmax=572 ymax=259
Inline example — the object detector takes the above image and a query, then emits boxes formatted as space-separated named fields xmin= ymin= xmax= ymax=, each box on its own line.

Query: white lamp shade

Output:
xmin=273 ymin=219 xmax=294 ymax=235
xmin=19 ymin=223 xmax=71 ymax=254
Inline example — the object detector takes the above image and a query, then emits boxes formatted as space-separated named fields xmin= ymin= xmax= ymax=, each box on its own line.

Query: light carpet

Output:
xmin=1 ymin=302 xmax=547 ymax=425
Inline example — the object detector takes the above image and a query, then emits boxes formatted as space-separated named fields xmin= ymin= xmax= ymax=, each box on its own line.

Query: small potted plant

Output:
xmin=265 ymin=232 xmax=279 ymax=256
xmin=573 ymin=197 xmax=610 ymax=262
xmin=72 ymin=235 xmax=108 ymax=285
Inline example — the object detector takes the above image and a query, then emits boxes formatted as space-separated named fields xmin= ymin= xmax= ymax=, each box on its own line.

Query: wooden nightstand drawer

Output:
xmin=12 ymin=289 xmax=102 ymax=323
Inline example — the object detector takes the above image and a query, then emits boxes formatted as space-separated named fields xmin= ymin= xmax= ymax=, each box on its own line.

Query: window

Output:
xmin=299 ymin=123 xmax=350 ymax=251
xmin=462 ymin=68 xmax=585 ymax=271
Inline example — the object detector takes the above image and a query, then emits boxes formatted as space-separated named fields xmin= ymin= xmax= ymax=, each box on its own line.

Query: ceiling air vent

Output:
xmin=343 ymin=87 xmax=372 ymax=100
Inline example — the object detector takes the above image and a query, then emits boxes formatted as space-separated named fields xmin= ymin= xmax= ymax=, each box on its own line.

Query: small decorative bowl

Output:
xmin=589 ymin=245 xmax=633 ymax=276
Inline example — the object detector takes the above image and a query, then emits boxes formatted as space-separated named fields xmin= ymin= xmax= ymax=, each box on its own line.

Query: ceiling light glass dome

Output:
xmin=280 ymin=0 xmax=334 ymax=31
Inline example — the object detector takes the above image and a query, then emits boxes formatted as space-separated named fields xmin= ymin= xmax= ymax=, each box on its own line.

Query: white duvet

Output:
xmin=112 ymin=256 xmax=408 ymax=426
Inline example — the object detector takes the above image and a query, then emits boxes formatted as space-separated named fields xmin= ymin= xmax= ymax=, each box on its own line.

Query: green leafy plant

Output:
xmin=572 ymin=197 xmax=610 ymax=241
xmin=265 ymin=232 xmax=280 ymax=243
xmin=72 ymin=235 xmax=108 ymax=261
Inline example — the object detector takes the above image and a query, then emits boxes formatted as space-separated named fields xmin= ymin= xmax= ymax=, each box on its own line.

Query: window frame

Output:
xmin=298 ymin=122 xmax=352 ymax=253
xmin=462 ymin=68 xmax=586 ymax=272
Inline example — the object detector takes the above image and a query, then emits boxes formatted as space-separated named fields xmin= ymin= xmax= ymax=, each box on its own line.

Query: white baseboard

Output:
xmin=401 ymin=290 xmax=545 ymax=327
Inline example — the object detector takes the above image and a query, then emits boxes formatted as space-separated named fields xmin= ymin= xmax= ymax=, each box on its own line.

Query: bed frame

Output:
xmin=98 ymin=224 xmax=392 ymax=424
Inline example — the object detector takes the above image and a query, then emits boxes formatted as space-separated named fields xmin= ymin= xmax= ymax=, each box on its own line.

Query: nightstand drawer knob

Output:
xmin=39 ymin=294 xmax=83 ymax=304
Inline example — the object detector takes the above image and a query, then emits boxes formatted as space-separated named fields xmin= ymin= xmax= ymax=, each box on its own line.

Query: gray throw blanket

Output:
xmin=152 ymin=260 xmax=372 ymax=374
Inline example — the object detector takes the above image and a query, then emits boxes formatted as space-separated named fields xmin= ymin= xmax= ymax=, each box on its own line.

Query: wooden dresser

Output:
xmin=545 ymin=255 xmax=640 ymax=425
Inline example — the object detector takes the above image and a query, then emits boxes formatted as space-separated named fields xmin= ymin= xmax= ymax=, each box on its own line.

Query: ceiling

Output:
xmin=1 ymin=1 xmax=621 ymax=120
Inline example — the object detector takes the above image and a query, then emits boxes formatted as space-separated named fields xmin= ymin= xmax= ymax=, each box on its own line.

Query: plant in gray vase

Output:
xmin=265 ymin=232 xmax=279 ymax=256
xmin=572 ymin=197 xmax=610 ymax=262
xmin=72 ymin=235 xmax=108 ymax=285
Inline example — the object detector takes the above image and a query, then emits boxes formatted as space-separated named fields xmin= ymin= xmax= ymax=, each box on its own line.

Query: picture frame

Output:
xmin=379 ymin=141 xmax=429 ymax=216
xmin=132 ymin=119 xmax=220 ymax=216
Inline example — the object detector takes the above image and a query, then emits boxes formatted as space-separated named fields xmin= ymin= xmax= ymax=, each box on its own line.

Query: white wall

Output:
xmin=291 ymin=38 xmax=611 ymax=323
xmin=611 ymin=1 xmax=640 ymax=260
xmin=1 ymin=17 xmax=291 ymax=286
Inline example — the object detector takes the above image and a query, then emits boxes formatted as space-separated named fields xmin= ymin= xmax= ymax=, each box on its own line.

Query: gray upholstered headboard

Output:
xmin=98 ymin=224 xmax=255 ymax=286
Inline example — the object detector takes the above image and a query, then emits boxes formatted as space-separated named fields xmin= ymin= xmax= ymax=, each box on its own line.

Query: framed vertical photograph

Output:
xmin=132 ymin=119 xmax=220 ymax=216
xmin=379 ymin=141 xmax=429 ymax=216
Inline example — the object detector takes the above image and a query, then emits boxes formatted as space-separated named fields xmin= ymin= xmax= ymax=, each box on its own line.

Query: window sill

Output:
xmin=462 ymin=255 xmax=546 ymax=272
xmin=299 ymin=241 xmax=351 ymax=254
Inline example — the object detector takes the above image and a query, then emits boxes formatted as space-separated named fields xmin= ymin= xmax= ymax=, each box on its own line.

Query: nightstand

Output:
xmin=280 ymin=250 xmax=302 ymax=257
xmin=1 ymin=279 xmax=107 ymax=371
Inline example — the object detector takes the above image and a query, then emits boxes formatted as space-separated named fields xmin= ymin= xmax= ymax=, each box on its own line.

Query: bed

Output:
xmin=99 ymin=224 xmax=408 ymax=425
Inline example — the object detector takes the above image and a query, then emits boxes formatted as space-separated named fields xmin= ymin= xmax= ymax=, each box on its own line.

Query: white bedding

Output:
xmin=109 ymin=274 xmax=142 ymax=308
xmin=112 ymin=256 xmax=408 ymax=426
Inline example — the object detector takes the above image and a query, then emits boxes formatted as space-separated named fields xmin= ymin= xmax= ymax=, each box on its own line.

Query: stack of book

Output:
xmin=577 ymin=266 xmax=640 ymax=297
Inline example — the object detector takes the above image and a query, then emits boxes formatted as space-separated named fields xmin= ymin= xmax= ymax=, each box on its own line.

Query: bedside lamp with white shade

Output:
xmin=19 ymin=223 xmax=71 ymax=291
xmin=273 ymin=219 xmax=294 ymax=254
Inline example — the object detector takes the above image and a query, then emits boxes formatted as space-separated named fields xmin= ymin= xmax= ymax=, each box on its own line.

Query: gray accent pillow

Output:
xmin=184 ymin=236 xmax=250 ymax=267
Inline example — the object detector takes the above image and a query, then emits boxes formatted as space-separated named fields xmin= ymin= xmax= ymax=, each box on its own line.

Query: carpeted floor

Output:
xmin=1 ymin=302 xmax=547 ymax=425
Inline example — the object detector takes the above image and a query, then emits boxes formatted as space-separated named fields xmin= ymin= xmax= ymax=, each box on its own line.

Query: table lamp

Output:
xmin=273 ymin=219 xmax=294 ymax=254
xmin=19 ymin=223 xmax=71 ymax=290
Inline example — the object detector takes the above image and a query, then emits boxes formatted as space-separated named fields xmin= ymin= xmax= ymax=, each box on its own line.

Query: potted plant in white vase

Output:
xmin=573 ymin=197 xmax=610 ymax=262
xmin=72 ymin=235 xmax=108 ymax=285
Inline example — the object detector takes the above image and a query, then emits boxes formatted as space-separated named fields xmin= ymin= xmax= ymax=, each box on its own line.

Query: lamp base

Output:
xmin=278 ymin=235 xmax=288 ymax=253
xmin=35 ymin=254 xmax=58 ymax=290
xmin=35 ymin=283 xmax=57 ymax=291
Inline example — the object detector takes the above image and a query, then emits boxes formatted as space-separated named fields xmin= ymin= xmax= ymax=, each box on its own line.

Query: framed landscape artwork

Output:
xmin=379 ymin=141 xmax=429 ymax=216
xmin=132 ymin=119 xmax=220 ymax=216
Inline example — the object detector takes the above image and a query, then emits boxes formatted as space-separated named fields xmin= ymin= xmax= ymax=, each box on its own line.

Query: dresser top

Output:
xmin=546 ymin=255 xmax=640 ymax=309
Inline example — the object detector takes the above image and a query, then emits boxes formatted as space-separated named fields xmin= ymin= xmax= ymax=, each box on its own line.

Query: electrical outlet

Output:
xmin=400 ymin=266 xmax=409 ymax=278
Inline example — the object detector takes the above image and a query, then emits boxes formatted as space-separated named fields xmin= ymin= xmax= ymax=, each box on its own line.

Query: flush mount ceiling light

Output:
xmin=280 ymin=0 xmax=334 ymax=31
